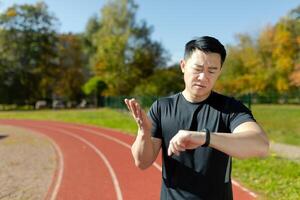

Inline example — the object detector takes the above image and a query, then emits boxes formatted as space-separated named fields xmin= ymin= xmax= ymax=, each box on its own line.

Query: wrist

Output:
xmin=189 ymin=131 xmax=206 ymax=146
xmin=138 ymin=128 xmax=151 ymax=138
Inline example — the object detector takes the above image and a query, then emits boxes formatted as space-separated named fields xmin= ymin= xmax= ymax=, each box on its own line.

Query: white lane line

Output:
xmin=28 ymin=125 xmax=123 ymax=200
xmin=56 ymin=123 xmax=257 ymax=198
xmin=6 ymin=125 xmax=64 ymax=200
xmin=55 ymin=123 xmax=163 ymax=172
xmin=232 ymin=180 xmax=257 ymax=198
xmin=47 ymin=136 xmax=64 ymax=200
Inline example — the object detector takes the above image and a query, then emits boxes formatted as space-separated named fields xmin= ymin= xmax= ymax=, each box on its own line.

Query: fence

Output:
xmin=0 ymin=93 xmax=299 ymax=111
xmin=103 ymin=96 xmax=158 ymax=109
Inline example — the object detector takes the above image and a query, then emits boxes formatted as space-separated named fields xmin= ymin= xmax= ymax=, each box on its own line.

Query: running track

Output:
xmin=0 ymin=119 xmax=257 ymax=200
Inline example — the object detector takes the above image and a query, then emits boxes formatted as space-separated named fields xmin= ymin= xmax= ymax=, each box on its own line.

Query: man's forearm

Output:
xmin=209 ymin=131 xmax=269 ymax=159
xmin=131 ymin=130 xmax=156 ymax=169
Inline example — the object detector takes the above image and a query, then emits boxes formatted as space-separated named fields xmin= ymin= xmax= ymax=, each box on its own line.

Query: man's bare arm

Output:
xmin=209 ymin=122 xmax=269 ymax=159
xmin=168 ymin=121 xmax=269 ymax=159
xmin=124 ymin=98 xmax=161 ymax=169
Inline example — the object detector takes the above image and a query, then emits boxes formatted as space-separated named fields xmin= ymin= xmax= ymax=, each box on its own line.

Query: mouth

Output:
xmin=193 ymin=83 xmax=206 ymax=89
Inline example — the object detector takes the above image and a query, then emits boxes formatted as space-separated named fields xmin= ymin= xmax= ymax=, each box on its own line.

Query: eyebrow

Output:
xmin=194 ymin=64 xmax=219 ymax=70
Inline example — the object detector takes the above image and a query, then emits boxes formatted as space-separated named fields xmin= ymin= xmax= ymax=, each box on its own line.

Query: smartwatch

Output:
xmin=201 ymin=128 xmax=210 ymax=147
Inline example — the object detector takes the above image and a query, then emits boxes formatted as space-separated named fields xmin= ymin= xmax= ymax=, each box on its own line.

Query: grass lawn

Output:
xmin=252 ymin=104 xmax=300 ymax=145
xmin=0 ymin=108 xmax=137 ymax=134
xmin=0 ymin=104 xmax=299 ymax=199
xmin=233 ymin=156 xmax=300 ymax=200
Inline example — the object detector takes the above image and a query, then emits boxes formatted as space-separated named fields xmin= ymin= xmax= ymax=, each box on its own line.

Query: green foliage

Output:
xmin=217 ymin=6 xmax=300 ymax=97
xmin=89 ymin=0 xmax=168 ymax=95
xmin=0 ymin=1 xmax=299 ymax=104
xmin=133 ymin=65 xmax=184 ymax=96
xmin=82 ymin=76 xmax=107 ymax=95
xmin=82 ymin=15 xmax=101 ymax=69
xmin=54 ymin=33 xmax=87 ymax=101
xmin=0 ymin=2 xmax=59 ymax=104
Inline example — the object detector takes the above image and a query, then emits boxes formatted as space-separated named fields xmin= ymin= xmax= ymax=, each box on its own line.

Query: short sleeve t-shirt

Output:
xmin=148 ymin=91 xmax=255 ymax=200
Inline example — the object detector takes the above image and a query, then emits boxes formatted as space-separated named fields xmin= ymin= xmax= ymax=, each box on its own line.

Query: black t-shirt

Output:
xmin=148 ymin=91 xmax=255 ymax=200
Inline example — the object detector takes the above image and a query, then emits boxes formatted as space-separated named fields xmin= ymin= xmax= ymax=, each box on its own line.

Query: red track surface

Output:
xmin=0 ymin=119 xmax=256 ymax=200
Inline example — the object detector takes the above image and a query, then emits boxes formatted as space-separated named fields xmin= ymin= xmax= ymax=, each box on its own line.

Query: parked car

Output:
xmin=52 ymin=100 xmax=65 ymax=109
xmin=35 ymin=100 xmax=47 ymax=109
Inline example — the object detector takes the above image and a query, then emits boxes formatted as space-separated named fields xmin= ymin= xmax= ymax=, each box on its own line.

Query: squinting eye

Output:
xmin=192 ymin=68 xmax=202 ymax=72
xmin=208 ymin=71 xmax=215 ymax=74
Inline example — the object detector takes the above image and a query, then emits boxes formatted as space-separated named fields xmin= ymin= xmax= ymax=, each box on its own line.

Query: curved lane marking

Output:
xmin=5 ymin=125 xmax=65 ymax=200
xmin=46 ymin=135 xmax=64 ymax=200
xmin=56 ymin=124 xmax=163 ymax=172
xmin=27 ymin=124 xmax=123 ymax=200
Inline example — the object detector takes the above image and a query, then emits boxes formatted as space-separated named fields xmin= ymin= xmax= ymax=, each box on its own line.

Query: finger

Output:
xmin=168 ymin=137 xmax=175 ymax=156
xmin=173 ymin=141 xmax=185 ymax=153
xmin=176 ymin=138 xmax=187 ymax=149
xmin=172 ymin=148 xmax=179 ymax=156
xmin=125 ymin=98 xmax=135 ymax=113
xmin=168 ymin=142 xmax=179 ymax=156
xmin=135 ymin=102 xmax=143 ymax=126
xmin=129 ymin=99 xmax=138 ymax=118
xmin=168 ymin=144 xmax=173 ymax=156
xmin=175 ymin=141 xmax=186 ymax=152
xmin=124 ymin=99 xmax=132 ymax=112
xmin=130 ymin=100 xmax=145 ymax=128
xmin=139 ymin=106 xmax=149 ymax=125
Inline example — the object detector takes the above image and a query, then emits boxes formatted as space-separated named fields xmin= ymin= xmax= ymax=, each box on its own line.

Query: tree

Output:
xmin=90 ymin=0 xmax=168 ymax=96
xmin=82 ymin=15 xmax=101 ymax=69
xmin=54 ymin=33 xmax=87 ymax=102
xmin=0 ymin=2 xmax=59 ymax=104
xmin=82 ymin=76 xmax=107 ymax=106
xmin=287 ymin=5 xmax=300 ymax=88
xmin=133 ymin=65 xmax=184 ymax=96
xmin=216 ymin=34 xmax=268 ymax=95
xmin=272 ymin=20 xmax=296 ymax=93
xmin=216 ymin=4 xmax=300 ymax=98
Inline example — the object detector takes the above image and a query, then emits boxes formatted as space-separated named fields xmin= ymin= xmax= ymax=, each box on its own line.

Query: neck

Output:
xmin=182 ymin=90 xmax=212 ymax=103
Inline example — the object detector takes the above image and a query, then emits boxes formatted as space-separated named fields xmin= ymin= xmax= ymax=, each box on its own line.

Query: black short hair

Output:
xmin=184 ymin=36 xmax=226 ymax=66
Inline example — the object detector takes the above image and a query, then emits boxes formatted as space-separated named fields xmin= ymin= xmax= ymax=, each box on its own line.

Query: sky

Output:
xmin=1 ymin=0 xmax=299 ymax=64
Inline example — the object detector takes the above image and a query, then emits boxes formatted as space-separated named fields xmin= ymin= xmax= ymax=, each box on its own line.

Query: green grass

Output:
xmin=233 ymin=156 xmax=300 ymax=200
xmin=0 ymin=108 xmax=137 ymax=134
xmin=252 ymin=104 xmax=300 ymax=145
xmin=0 ymin=104 xmax=300 ymax=199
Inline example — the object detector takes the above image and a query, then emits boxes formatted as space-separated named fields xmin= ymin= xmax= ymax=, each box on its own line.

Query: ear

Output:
xmin=180 ymin=59 xmax=185 ymax=73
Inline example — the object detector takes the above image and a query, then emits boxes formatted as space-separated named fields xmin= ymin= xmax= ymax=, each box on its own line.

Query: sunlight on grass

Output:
xmin=252 ymin=105 xmax=300 ymax=145
xmin=233 ymin=155 xmax=300 ymax=200
xmin=0 ymin=108 xmax=137 ymax=134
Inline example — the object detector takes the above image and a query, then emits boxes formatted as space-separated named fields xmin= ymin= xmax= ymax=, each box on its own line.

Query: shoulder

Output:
xmin=210 ymin=91 xmax=250 ymax=113
xmin=148 ymin=93 xmax=180 ymax=116
xmin=154 ymin=93 xmax=180 ymax=107
xmin=148 ymin=93 xmax=180 ymax=124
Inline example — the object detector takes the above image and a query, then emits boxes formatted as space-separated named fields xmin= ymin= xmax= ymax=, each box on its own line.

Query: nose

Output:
xmin=197 ymin=72 xmax=205 ymax=80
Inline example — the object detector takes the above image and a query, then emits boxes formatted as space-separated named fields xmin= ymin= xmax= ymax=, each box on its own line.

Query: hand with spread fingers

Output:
xmin=124 ymin=98 xmax=152 ymax=134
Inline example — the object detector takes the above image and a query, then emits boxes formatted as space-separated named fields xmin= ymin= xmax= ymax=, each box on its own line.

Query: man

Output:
xmin=124 ymin=36 xmax=269 ymax=200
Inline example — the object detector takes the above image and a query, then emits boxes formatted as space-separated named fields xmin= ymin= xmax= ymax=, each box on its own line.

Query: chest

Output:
xmin=160 ymin=105 xmax=229 ymax=145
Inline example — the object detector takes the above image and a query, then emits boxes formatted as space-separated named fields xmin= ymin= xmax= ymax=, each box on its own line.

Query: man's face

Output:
xmin=180 ymin=49 xmax=222 ymax=101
